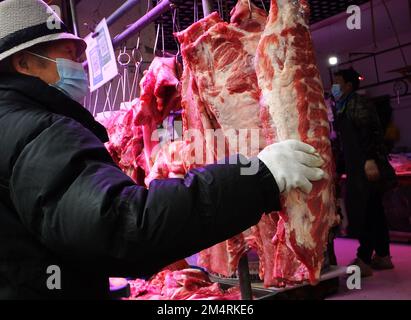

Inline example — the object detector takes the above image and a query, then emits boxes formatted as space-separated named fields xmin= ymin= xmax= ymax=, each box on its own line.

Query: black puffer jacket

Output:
xmin=0 ymin=73 xmax=280 ymax=300
xmin=343 ymin=93 xmax=386 ymax=161
xmin=336 ymin=93 xmax=387 ymax=174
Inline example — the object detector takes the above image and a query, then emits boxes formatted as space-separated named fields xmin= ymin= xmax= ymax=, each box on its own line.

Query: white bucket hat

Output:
xmin=0 ymin=0 xmax=87 ymax=62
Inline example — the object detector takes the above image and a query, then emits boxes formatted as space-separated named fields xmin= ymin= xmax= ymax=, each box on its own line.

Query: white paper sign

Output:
xmin=85 ymin=19 xmax=118 ymax=92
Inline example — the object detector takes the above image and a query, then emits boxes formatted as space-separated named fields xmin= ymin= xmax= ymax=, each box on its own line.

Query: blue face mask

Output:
xmin=28 ymin=52 xmax=89 ymax=103
xmin=331 ymin=84 xmax=343 ymax=100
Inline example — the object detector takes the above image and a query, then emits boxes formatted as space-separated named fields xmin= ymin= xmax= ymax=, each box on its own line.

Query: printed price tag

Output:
xmin=85 ymin=18 xmax=118 ymax=92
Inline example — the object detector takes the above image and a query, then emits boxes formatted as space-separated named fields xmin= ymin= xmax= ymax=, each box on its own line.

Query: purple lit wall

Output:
xmin=310 ymin=0 xmax=411 ymax=150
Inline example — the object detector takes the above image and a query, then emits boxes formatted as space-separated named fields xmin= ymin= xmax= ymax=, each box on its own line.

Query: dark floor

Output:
xmin=327 ymin=238 xmax=411 ymax=300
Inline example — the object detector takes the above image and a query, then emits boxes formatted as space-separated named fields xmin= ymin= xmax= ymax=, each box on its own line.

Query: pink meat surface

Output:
xmin=96 ymin=106 xmax=147 ymax=185
xmin=128 ymin=269 xmax=241 ymax=300
xmin=176 ymin=0 xmax=276 ymax=279
xmin=134 ymin=57 xmax=182 ymax=170
xmin=254 ymin=0 xmax=338 ymax=285
xmin=145 ymin=140 xmax=198 ymax=185
xmin=175 ymin=0 xmax=338 ymax=287
xmin=101 ymin=0 xmax=339 ymax=289
xmin=135 ymin=57 xmax=182 ymax=126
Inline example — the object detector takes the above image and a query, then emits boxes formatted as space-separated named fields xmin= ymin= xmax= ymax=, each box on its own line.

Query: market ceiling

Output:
xmin=154 ymin=0 xmax=370 ymax=51
xmin=69 ymin=0 xmax=370 ymax=51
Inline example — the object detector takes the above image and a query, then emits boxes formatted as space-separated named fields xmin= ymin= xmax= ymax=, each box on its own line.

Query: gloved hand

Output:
xmin=258 ymin=140 xmax=325 ymax=194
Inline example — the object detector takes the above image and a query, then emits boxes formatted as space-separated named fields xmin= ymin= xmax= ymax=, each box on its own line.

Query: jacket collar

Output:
xmin=336 ymin=92 xmax=356 ymax=115
xmin=0 ymin=73 xmax=108 ymax=143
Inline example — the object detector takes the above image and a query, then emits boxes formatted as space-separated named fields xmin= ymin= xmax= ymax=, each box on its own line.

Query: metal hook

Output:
xmin=172 ymin=7 xmax=180 ymax=33
xmin=153 ymin=0 xmax=165 ymax=57
xmin=131 ymin=48 xmax=143 ymax=65
xmin=102 ymin=81 xmax=113 ymax=113
xmin=92 ymin=88 xmax=100 ymax=117
xmin=154 ymin=23 xmax=161 ymax=56
xmin=130 ymin=34 xmax=143 ymax=101
xmin=260 ymin=0 xmax=268 ymax=13
xmin=118 ymin=47 xmax=131 ymax=66
xmin=129 ymin=57 xmax=142 ymax=102
xmin=136 ymin=34 xmax=141 ymax=51
xmin=248 ymin=0 xmax=253 ymax=19
xmin=194 ymin=0 xmax=199 ymax=22
xmin=161 ymin=21 xmax=165 ymax=56
xmin=153 ymin=17 xmax=165 ymax=57
xmin=216 ymin=0 xmax=222 ymax=19
xmin=112 ymin=72 xmax=123 ymax=108
xmin=117 ymin=46 xmax=132 ymax=101
xmin=131 ymin=33 xmax=143 ymax=64
xmin=172 ymin=7 xmax=182 ymax=58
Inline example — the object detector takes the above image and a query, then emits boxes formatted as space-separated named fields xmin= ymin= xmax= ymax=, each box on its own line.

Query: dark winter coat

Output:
xmin=0 ymin=73 xmax=280 ymax=300
xmin=336 ymin=93 xmax=387 ymax=173
xmin=335 ymin=92 xmax=394 ymax=235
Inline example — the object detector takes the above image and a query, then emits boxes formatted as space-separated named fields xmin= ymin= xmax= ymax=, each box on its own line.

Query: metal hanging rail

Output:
xmin=72 ymin=0 xmax=144 ymax=36
xmin=106 ymin=0 xmax=144 ymax=28
xmin=112 ymin=0 xmax=174 ymax=49
xmin=338 ymin=42 xmax=411 ymax=66
xmin=327 ymin=42 xmax=411 ymax=90
xmin=83 ymin=0 xmax=175 ymax=68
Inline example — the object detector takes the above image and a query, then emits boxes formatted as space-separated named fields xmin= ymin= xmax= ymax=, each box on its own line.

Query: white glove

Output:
xmin=258 ymin=140 xmax=325 ymax=194
xmin=169 ymin=173 xmax=185 ymax=179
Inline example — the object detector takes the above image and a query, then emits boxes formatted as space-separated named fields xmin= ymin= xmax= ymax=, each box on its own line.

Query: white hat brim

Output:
xmin=0 ymin=32 xmax=87 ymax=62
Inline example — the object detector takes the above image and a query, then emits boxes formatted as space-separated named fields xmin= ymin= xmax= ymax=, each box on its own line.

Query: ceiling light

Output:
xmin=328 ymin=56 xmax=339 ymax=66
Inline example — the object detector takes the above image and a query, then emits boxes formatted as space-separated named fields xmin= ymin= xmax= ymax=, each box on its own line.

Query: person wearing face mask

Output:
xmin=331 ymin=68 xmax=395 ymax=277
xmin=26 ymin=51 xmax=89 ymax=103
xmin=0 ymin=0 xmax=326 ymax=300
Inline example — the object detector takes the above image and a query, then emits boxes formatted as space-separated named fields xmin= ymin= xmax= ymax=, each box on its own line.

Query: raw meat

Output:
xmin=134 ymin=57 xmax=182 ymax=170
xmin=145 ymin=140 xmax=197 ymax=185
xmin=390 ymin=154 xmax=411 ymax=175
xmin=254 ymin=0 xmax=337 ymax=285
xmin=176 ymin=0 xmax=276 ymax=278
xmin=98 ymin=60 xmax=192 ymax=275
xmin=127 ymin=269 xmax=241 ymax=300
xmin=101 ymin=0 xmax=338 ymax=289
xmin=96 ymin=105 xmax=147 ymax=185
xmin=100 ymin=57 xmax=184 ymax=187
xmin=175 ymin=0 xmax=338 ymax=286
xmin=99 ymin=56 xmax=196 ymax=187
xmin=135 ymin=57 xmax=182 ymax=126
xmin=176 ymin=4 xmax=271 ymax=159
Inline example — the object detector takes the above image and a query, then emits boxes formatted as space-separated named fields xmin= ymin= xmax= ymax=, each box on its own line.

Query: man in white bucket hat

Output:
xmin=0 ymin=0 xmax=86 ymax=60
xmin=0 ymin=0 xmax=88 ymax=101
xmin=0 ymin=0 xmax=325 ymax=299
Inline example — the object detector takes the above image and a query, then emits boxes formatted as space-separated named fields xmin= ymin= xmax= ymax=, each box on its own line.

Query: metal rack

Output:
xmin=210 ymin=265 xmax=345 ymax=300
xmin=238 ymin=255 xmax=253 ymax=300
xmin=153 ymin=0 xmax=268 ymax=52
xmin=81 ymin=0 xmax=175 ymax=68
xmin=152 ymin=0 xmax=370 ymax=52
